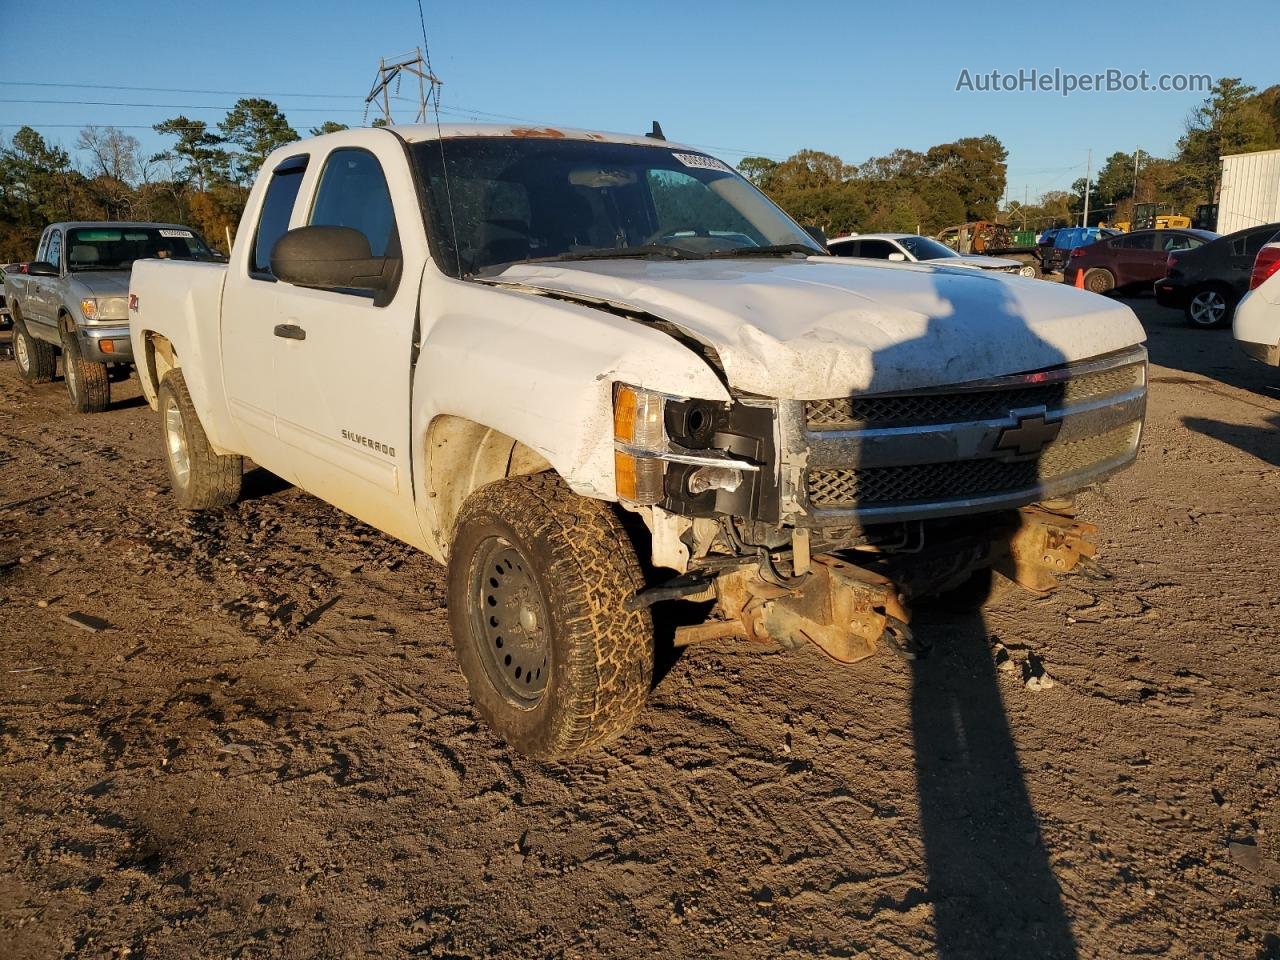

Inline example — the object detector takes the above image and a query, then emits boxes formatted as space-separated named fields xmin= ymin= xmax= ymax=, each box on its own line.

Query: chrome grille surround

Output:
xmin=778 ymin=345 xmax=1148 ymax=526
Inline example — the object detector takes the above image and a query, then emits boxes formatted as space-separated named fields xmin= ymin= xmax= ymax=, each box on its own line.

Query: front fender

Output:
xmin=411 ymin=272 xmax=729 ymax=557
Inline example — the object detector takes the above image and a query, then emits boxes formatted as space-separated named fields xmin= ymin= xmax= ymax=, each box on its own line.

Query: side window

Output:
xmin=251 ymin=155 xmax=309 ymax=278
xmin=45 ymin=231 xmax=63 ymax=270
xmin=308 ymin=148 xmax=397 ymax=257
xmin=1162 ymin=234 xmax=1200 ymax=252
xmin=858 ymin=240 xmax=896 ymax=259
xmin=1119 ymin=233 xmax=1154 ymax=250
xmin=35 ymin=230 xmax=50 ymax=262
xmin=828 ymin=240 xmax=858 ymax=257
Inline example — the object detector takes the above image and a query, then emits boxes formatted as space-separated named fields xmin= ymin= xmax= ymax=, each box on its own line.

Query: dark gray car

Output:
xmin=5 ymin=222 xmax=215 ymax=411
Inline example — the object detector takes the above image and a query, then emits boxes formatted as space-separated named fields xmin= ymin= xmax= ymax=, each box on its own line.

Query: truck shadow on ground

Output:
xmin=870 ymin=268 xmax=1080 ymax=958
xmin=909 ymin=603 xmax=1077 ymax=959
xmin=1182 ymin=414 xmax=1280 ymax=467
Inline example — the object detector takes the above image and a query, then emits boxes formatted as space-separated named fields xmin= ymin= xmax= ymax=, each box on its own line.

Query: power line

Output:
xmin=0 ymin=79 xmax=353 ymax=99
xmin=0 ymin=98 xmax=368 ymax=114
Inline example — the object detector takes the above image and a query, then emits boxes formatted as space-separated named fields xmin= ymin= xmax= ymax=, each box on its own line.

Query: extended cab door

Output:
xmin=26 ymin=228 xmax=62 ymax=330
xmin=268 ymin=137 xmax=426 ymax=546
xmin=220 ymin=153 xmax=311 ymax=478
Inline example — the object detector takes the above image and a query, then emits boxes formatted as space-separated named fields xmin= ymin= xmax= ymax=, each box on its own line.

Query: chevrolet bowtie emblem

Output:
xmin=995 ymin=412 xmax=1063 ymax=457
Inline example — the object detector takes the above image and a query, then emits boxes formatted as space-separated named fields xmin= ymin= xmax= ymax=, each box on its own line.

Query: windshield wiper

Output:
xmin=525 ymin=244 xmax=707 ymax=264
xmin=708 ymin=243 xmax=822 ymax=259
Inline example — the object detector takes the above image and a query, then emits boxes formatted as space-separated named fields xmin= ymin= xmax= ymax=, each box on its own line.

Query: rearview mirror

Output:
xmin=888 ymin=252 xmax=907 ymax=262
xmin=270 ymin=226 xmax=396 ymax=294
xmin=27 ymin=260 xmax=59 ymax=277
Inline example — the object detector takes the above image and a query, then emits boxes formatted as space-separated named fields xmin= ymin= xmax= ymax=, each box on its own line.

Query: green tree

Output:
xmin=923 ymin=135 xmax=1008 ymax=221
xmin=737 ymin=156 xmax=778 ymax=188
xmin=309 ymin=120 xmax=349 ymax=137
xmin=218 ymin=98 xmax=298 ymax=183
xmin=153 ymin=116 xmax=230 ymax=191
xmin=1178 ymin=78 xmax=1279 ymax=200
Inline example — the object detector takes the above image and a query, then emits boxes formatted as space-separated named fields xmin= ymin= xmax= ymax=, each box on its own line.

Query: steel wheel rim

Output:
xmin=1190 ymin=291 xmax=1224 ymax=325
xmin=14 ymin=331 xmax=29 ymax=372
xmin=163 ymin=393 xmax=191 ymax=488
xmin=470 ymin=537 xmax=550 ymax=707
xmin=1019 ymin=265 xmax=1036 ymax=278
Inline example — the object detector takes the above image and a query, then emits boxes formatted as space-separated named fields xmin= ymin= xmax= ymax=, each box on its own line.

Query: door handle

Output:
xmin=273 ymin=323 xmax=306 ymax=341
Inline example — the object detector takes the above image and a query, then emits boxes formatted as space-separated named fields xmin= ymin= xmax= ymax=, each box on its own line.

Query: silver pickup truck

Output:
xmin=6 ymin=221 xmax=216 ymax=412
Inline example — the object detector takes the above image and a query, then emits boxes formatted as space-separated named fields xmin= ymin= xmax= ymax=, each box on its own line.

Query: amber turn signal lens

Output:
xmin=100 ymin=340 xmax=115 ymax=354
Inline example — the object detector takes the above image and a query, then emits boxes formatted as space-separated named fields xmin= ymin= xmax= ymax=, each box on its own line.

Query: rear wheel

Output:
xmin=1084 ymin=268 xmax=1116 ymax=294
xmin=1017 ymin=262 xmax=1040 ymax=279
xmin=1185 ymin=286 xmax=1235 ymax=328
xmin=59 ymin=326 xmax=110 ymax=413
xmin=13 ymin=315 xmax=56 ymax=384
xmin=157 ymin=370 xmax=243 ymax=509
xmin=447 ymin=474 xmax=654 ymax=759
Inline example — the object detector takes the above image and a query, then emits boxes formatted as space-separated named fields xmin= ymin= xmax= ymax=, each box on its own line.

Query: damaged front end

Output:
xmin=618 ymin=346 xmax=1146 ymax=664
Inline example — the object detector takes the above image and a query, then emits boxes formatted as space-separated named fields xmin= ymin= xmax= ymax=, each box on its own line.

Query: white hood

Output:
xmin=492 ymin=257 xmax=1146 ymax=399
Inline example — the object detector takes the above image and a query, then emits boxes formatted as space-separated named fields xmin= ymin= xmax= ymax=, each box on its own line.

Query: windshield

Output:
xmin=897 ymin=236 xmax=959 ymax=261
xmin=65 ymin=226 xmax=214 ymax=271
xmin=411 ymin=137 xmax=825 ymax=277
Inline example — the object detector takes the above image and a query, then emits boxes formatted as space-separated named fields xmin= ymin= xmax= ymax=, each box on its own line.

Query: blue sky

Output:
xmin=2 ymin=0 xmax=1274 ymax=203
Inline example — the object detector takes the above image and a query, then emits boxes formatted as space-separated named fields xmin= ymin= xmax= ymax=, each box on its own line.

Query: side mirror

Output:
xmin=270 ymin=226 xmax=395 ymax=293
xmin=888 ymin=252 xmax=907 ymax=262
xmin=803 ymin=225 xmax=828 ymax=249
xmin=27 ymin=260 xmax=59 ymax=277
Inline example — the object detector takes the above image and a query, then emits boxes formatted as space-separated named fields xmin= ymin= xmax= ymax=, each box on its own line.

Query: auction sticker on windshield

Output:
xmin=672 ymin=153 xmax=734 ymax=174
xmin=159 ymin=229 xmax=194 ymax=238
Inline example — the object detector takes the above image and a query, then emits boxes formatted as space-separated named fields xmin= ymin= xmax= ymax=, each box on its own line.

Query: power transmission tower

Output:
xmin=364 ymin=49 xmax=441 ymax=126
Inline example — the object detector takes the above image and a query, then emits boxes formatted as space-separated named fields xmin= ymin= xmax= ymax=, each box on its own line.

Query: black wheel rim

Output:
xmin=470 ymin=537 xmax=549 ymax=707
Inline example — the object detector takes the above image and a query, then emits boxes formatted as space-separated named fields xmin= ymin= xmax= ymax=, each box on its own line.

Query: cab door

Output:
xmin=27 ymin=228 xmax=62 ymax=330
xmin=269 ymin=138 xmax=427 ymax=546
xmin=220 ymin=153 xmax=311 ymax=479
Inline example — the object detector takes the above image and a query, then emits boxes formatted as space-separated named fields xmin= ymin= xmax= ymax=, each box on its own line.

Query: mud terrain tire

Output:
xmin=447 ymin=474 xmax=654 ymax=759
xmin=60 ymin=326 xmax=110 ymax=413
xmin=13 ymin=315 xmax=56 ymax=384
xmin=157 ymin=370 xmax=243 ymax=509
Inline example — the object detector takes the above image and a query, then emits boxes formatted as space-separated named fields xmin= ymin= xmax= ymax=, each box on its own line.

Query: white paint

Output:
xmin=1219 ymin=148 xmax=1280 ymax=236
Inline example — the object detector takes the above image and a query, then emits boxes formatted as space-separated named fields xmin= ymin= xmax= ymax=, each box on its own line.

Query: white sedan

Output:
xmin=1234 ymin=241 xmax=1280 ymax=366
xmin=828 ymin=232 xmax=1035 ymax=276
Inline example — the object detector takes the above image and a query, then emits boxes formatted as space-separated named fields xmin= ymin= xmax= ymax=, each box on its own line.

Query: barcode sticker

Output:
xmin=672 ymin=152 xmax=733 ymax=174
xmin=159 ymin=229 xmax=193 ymax=238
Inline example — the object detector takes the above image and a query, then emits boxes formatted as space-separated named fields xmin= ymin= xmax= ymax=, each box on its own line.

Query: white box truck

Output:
xmin=1218 ymin=148 xmax=1280 ymax=235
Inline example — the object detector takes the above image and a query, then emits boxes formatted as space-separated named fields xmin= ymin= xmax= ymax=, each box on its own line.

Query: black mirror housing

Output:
xmin=270 ymin=226 xmax=395 ymax=293
xmin=804 ymin=225 xmax=828 ymax=250
xmin=27 ymin=260 xmax=59 ymax=277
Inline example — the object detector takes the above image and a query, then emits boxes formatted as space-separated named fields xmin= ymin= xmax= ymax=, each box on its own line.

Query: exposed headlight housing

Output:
xmin=612 ymin=383 xmax=761 ymax=506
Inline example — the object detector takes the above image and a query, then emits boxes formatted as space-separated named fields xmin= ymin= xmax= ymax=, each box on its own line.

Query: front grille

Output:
xmin=806 ymin=422 xmax=1139 ymax=508
xmin=805 ymin=361 xmax=1144 ymax=431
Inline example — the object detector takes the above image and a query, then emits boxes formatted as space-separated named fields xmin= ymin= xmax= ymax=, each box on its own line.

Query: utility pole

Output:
xmin=364 ymin=48 xmax=441 ymax=126
xmin=1023 ymin=185 xmax=1028 ymax=229
xmin=1133 ymin=147 xmax=1141 ymax=203
xmin=1082 ymin=148 xmax=1092 ymax=227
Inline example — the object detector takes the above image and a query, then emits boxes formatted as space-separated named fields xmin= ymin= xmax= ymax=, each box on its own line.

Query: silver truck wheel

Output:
xmin=156 ymin=370 xmax=243 ymax=510
xmin=447 ymin=474 xmax=654 ymax=759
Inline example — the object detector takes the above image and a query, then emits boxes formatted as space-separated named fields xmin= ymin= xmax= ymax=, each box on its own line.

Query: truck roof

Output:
xmin=329 ymin=122 xmax=700 ymax=152
xmin=44 ymin=221 xmax=199 ymax=232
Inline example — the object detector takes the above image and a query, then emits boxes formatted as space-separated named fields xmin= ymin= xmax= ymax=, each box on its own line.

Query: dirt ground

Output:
xmin=1 ymin=297 xmax=1278 ymax=960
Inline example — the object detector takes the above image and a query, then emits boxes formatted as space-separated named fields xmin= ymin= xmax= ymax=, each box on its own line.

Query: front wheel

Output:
xmin=1185 ymin=287 xmax=1235 ymax=328
xmin=447 ymin=474 xmax=654 ymax=759
xmin=157 ymin=370 xmax=243 ymax=509
xmin=60 ymin=327 xmax=110 ymax=413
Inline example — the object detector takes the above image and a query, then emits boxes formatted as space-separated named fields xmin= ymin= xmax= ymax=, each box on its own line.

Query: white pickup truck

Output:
xmin=129 ymin=123 xmax=1148 ymax=758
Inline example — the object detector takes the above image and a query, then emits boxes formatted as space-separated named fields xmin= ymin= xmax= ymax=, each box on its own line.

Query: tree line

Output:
xmin=1 ymin=78 xmax=1277 ymax=263
xmin=0 ymin=98 xmax=349 ymax=262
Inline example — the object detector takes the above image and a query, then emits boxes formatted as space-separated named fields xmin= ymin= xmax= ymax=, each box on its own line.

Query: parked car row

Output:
xmin=826 ymin=232 xmax=1035 ymax=274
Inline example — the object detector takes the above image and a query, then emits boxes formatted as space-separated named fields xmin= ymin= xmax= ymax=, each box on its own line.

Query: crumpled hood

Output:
xmin=492 ymin=257 xmax=1146 ymax=399
xmin=71 ymin=271 xmax=131 ymax=297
